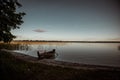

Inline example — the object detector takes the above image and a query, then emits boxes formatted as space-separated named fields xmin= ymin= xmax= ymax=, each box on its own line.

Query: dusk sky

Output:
xmin=12 ymin=0 xmax=120 ymax=41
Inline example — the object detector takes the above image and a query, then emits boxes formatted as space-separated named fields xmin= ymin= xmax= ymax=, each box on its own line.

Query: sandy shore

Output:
xmin=2 ymin=49 xmax=120 ymax=71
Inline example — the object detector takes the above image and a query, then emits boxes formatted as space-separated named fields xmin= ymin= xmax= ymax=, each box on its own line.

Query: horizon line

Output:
xmin=12 ymin=40 xmax=120 ymax=42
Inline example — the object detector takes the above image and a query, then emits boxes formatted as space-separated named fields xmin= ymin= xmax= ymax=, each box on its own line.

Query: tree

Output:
xmin=0 ymin=0 xmax=25 ymax=43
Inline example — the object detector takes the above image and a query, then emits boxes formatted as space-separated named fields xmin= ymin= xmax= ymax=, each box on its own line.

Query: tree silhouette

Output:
xmin=0 ymin=0 xmax=25 ymax=43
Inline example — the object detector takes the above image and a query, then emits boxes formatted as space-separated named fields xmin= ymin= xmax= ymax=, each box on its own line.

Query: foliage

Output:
xmin=0 ymin=0 xmax=25 ymax=43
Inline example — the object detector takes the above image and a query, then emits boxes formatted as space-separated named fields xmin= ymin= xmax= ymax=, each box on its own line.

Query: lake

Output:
xmin=13 ymin=42 xmax=120 ymax=67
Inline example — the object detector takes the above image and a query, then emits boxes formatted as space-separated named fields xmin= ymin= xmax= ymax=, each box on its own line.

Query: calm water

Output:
xmin=13 ymin=42 xmax=120 ymax=67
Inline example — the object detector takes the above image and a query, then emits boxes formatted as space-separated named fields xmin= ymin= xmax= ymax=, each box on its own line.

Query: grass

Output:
xmin=0 ymin=50 xmax=120 ymax=80
xmin=0 ymin=43 xmax=20 ymax=50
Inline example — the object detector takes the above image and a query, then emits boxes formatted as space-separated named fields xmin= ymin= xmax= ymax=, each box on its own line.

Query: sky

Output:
xmin=11 ymin=0 xmax=120 ymax=41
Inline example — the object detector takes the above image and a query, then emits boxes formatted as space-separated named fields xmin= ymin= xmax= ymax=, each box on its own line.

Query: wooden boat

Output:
xmin=37 ymin=49 xmax=56 ymax=59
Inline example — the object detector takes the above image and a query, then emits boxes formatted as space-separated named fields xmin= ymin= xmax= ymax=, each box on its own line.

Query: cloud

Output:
xmin=33 ymin=29 xmax=46 ymax=33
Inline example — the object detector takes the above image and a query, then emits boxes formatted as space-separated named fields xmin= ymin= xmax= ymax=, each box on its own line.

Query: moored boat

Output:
xmin=37 ymin=49 xmax=56 ymax=59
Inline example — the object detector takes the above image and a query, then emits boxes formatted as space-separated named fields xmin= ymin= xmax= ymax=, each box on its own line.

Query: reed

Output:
xmin=0 ymin=43 xmax=20 ymax=50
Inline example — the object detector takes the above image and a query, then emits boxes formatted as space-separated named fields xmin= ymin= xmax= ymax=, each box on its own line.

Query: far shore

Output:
xmin=12 ymin=40 xmax=120 ymax=43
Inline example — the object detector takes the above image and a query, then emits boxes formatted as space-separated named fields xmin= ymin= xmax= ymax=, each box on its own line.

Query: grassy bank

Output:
xmin=0 ymin=43 xmax=20 ymax=50
xmin=0 ymin=50 xmax=120 ymax=80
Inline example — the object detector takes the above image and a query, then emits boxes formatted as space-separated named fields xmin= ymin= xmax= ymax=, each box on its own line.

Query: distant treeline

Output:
xmin=13 ymin=40 xmax=120 ymax=43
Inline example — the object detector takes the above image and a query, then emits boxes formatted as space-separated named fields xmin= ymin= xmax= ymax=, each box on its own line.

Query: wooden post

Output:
xmin=37 ymin=51 xmax=41 ymax=59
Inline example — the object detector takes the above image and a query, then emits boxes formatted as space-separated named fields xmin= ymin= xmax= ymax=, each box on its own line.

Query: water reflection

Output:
xmin=15 ymin=44 xmax=30 ymax=51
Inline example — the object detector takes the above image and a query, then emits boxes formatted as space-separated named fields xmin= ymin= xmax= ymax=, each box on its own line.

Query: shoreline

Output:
xmin=12 ymin=40 xmax=120 ymax=43
xmin=2 ymin=49 xmax=120 ymax=71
